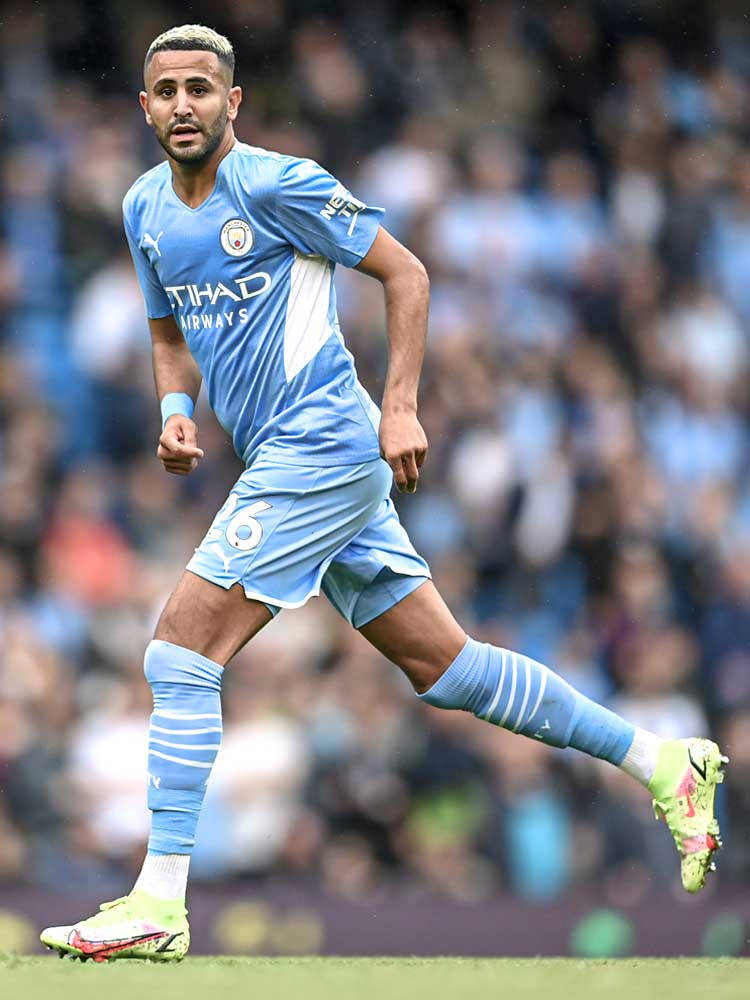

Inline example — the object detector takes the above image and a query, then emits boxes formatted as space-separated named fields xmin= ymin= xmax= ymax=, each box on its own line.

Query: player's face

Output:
xmin=140 ymin=51 xmax=240 ymax=165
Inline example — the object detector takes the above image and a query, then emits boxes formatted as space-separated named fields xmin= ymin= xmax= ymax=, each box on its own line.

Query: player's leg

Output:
xmin=359 ymin=580 xmax=726 ymax=893
xmin=42 ymin=457 xmax=393 ymax=960
xmin=41 ymin=571 xmax=273 ymax=962
xmin=360 ymin=579 xmax=645 ymax=757
xmin=133 ymin=571 xmax=273 ymax=890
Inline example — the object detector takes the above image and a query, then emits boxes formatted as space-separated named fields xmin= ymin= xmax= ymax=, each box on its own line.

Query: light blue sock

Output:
xmin=143 ymin=639 xmax=224 ymax=855
xmin=419 ymin=637 xmax=634 ymax=764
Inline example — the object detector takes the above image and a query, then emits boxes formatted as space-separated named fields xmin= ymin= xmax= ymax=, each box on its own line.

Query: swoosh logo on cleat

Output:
xmin=70 ymin=929 xmax=168 ymax=958
xmin=689 ymin=748 xmax=707 ymax=782
xmin=156 ymin=932 xmax=183 ymax=953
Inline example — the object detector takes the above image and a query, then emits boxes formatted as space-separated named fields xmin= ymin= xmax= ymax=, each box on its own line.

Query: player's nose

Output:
xmin=173 ymin=89 xmax=194 ymax=118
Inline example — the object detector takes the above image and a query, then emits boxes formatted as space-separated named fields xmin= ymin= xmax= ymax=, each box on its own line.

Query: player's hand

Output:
xmin=158 ymin=415 xmax=204 ymax=475
xmin=379 ymin=408 xmax=428 ymax=493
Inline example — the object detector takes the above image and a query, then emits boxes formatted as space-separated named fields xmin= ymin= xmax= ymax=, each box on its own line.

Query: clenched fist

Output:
xmin=158 ymin=415 xmax=204 ymax=475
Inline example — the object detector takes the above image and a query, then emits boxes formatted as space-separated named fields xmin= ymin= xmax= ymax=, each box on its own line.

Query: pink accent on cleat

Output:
xmin=69 ymin=927 xmax=168 ymax=961
xmin=676 ymin=768 xmax=697 ymax=818
xmin=682 ymin=833 xmax=718 ymax=854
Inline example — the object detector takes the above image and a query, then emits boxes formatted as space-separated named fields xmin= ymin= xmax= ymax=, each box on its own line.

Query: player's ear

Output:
xmin=227 ymin=85 xmax=242 ymax=121
xmin=139 ymin=91 xmax=152 ymax=125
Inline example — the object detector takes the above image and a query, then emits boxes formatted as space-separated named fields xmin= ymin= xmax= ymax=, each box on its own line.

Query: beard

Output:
xmin=155 ymin=105 xmax=228 ymax=165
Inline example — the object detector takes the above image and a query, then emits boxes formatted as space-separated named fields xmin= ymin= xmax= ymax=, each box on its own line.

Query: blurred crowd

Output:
xmin=2 ymin=0 xmax=750 ymax=905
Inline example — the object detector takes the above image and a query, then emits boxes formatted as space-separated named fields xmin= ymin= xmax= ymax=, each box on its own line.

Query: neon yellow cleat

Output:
xmin=40 ymin=889 xmax=189 ymax=963
xmin=649 ymin=738 xmax=727 ymax=894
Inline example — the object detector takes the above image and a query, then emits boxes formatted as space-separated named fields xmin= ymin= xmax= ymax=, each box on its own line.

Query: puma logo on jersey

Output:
xmin=142 ymin=231 xmax=164 ymax=257
xmin=208 ymin=542 xmax=232 ymax=574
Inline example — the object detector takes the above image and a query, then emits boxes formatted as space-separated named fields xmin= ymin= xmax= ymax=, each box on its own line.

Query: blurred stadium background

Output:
xmin=2 ymin=0 xmax=750 ymax=958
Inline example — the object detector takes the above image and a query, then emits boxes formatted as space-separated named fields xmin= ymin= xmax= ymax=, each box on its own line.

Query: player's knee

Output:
xmin=143 ymin=638 xmax=197 ymax=686
xmin=144 ymin=637 xmax=227 ymax=695
xmin=144 ymin=638 xmax=171 ymax=686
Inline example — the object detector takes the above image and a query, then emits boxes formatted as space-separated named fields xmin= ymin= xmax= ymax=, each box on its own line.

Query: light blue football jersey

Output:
xmin=122 ymin=141 xmax=384 ymax=466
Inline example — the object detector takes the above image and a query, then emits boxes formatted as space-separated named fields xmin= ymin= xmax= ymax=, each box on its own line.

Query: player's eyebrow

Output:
xmin=153 ymin=75 xmax=213 ymax=88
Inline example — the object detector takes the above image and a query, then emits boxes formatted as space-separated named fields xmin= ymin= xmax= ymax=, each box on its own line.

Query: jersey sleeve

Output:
xmin=274 ymin=158 xmax=384 ymax=267
xmin=122 ymin=200 xmax=172 ymax=319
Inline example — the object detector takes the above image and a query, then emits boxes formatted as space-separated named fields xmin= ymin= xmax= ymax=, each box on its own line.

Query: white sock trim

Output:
xmin=619 ymin=727 xmax=663 ymax=787
xmin=133 ymin=853 xmax=190 ymax=900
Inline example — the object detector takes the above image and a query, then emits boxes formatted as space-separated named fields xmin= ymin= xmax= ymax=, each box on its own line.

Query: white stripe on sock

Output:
xmin=150 ymin=724 xmax=223 ymax=735
xmin=150 ymin=738 xmax=220 ymax=752
xmin=525 ymin=666 xmax=548 ymax=727
xmin=483 ymin=649 xmax=507 ymax=721
xmin=499 ymin=653 xmax=518 ymax=727
xmin=153 ymin=711 xmax=222 ymax=720
xmin=512 ymin=656 xmax=533 ymax=732
xmin=148 ymin=749 xmax=214 ymax=768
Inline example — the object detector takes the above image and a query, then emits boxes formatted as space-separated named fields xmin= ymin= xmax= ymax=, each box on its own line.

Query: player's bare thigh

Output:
xmin=359 ymin=580 xmax=466 ymax=693
xmin=154 ymin=569 xmax=273 ymax=665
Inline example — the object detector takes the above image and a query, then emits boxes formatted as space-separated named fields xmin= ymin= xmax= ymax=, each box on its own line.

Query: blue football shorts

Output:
xmin=186 ymin=454 xmax=431 ymax=627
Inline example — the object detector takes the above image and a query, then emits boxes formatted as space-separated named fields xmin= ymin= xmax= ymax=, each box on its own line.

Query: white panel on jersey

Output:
xmin=284 ymin=251 xmax=333 ymax=382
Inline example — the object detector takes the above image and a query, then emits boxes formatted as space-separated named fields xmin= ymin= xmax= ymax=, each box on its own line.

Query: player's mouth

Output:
xmin=171 ymin=125 xmax=201 ymax=142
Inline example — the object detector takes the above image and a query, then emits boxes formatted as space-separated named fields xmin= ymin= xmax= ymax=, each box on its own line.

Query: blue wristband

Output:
xmin=160 ymin=392 xmax=194 ymax=428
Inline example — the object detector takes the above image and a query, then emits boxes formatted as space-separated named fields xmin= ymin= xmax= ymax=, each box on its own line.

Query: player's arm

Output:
xmin=150 ymin=315 xmax=204 ymax=476
xmin=356 ymin=227 xmax=430 ymax=493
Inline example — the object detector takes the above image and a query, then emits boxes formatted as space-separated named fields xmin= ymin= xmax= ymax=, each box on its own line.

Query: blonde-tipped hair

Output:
xmin=144 ymin=24 xmax=234 ymax=81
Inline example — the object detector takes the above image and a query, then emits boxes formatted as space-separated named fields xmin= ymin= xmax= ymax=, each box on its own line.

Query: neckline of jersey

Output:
xmin=167 ymin=143 xmax=237 ymax=213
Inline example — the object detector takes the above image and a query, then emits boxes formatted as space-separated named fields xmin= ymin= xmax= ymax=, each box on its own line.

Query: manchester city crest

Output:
xmin=220 ymin=218 xmax=254 ymax=257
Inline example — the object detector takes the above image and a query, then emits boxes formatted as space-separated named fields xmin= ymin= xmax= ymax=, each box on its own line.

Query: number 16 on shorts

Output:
xmin=202 ymin=493 xmax=272 ymax=574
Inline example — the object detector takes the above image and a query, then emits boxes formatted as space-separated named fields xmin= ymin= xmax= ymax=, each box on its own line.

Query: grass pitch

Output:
xmin=1 ymin=956 xmax=748 ymax=1000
